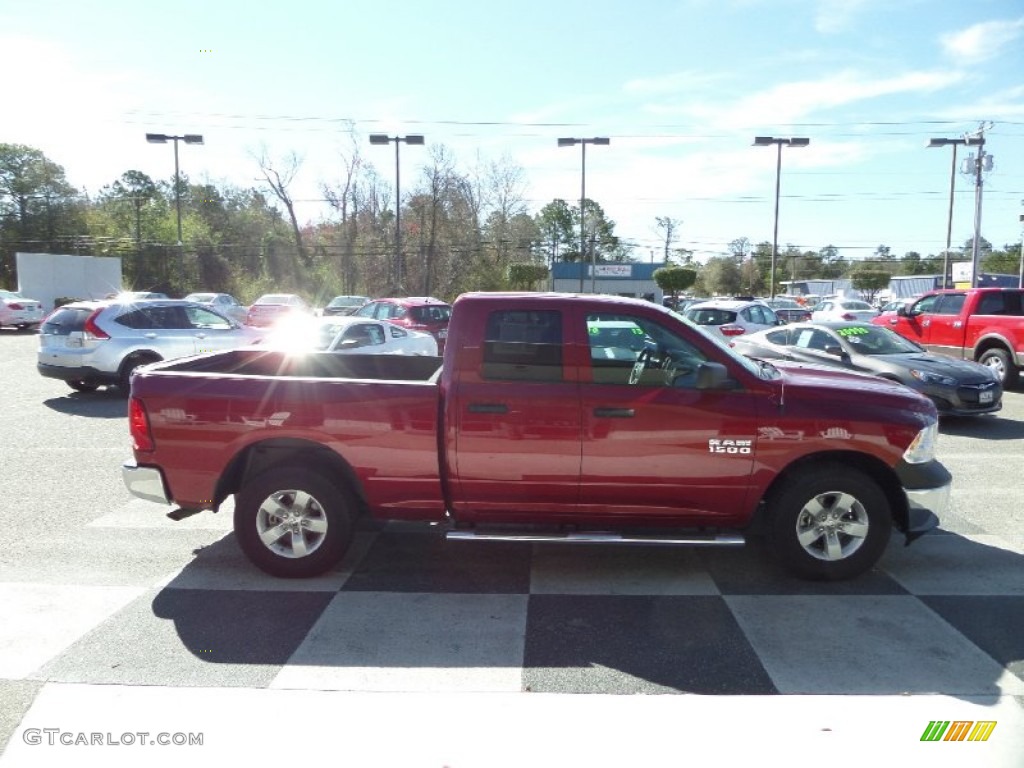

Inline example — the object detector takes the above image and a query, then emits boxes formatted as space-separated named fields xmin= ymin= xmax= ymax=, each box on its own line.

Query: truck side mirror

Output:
xmin=691 ymin=361 xmax=735 ymax=390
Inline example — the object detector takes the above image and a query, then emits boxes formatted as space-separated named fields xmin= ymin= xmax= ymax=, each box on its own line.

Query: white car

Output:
xmin=682 ymin=299 xmax=782 ymax=338
xmin=0 ymin=290 xmax=46 ymax=330
xmin=184 ymin=292 xmax=248 ymax=324
xmin=810 ymin=298 xmax=880 ymax=322
xmin=265 ymin=316 xmax=438 ymax=356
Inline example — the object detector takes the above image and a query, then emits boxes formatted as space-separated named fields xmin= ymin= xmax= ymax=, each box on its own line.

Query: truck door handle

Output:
xmin=468 ymin=403 xmax=508 ymax=414
xmin=594 ymin=407 xmax=635 ymax=418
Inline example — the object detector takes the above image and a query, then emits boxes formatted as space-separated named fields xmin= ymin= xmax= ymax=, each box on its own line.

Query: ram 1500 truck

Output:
xmin=123 ymin=292 xmax=950 ymax=581
xmin=874 ymin=287 xmax=1024 ymax=388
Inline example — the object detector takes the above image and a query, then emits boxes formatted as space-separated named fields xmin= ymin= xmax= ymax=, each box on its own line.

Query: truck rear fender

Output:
xmin=752 ymin=450 xmax=909 ymax=535
xmin=213 ymin=438 xmax=369 ymax=519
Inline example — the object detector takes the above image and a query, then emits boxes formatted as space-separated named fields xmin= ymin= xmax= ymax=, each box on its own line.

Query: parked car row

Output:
xmin=31 ymin=291 xmax=452 ymax=394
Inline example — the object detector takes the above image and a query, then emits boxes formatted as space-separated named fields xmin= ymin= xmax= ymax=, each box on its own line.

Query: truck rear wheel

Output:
xmin=234 ymin=466 xmax=354 ymax=578
xmin=768 ymin=465 xmax=891 ymax=581
xmin=978 ymin=348 xmax=1018 ymax=389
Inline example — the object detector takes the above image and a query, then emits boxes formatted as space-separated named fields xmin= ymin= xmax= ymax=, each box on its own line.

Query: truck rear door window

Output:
xmin=481 ymin=310 xmax=563 ymax=382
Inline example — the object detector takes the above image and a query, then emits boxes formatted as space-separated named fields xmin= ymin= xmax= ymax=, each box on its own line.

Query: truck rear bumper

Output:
xmin=122 ymin=460 xmax=171 ymax=505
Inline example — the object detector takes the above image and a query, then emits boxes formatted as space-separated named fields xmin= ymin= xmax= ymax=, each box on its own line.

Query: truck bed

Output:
xmin=129 ymin=349 xmax=447 ymax=517
xmin=147 ymin=348 xmax=444 ymax=381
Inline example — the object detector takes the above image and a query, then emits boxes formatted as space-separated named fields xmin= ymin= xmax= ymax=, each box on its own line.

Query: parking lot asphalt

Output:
xmin=1 ymin=327 xmax=1022 ymax=767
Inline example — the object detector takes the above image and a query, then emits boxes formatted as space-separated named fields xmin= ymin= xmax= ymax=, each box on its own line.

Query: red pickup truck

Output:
xmin=123 ymin=292 xmax=950 ymax=581
xmin=874 ymin=287 xmax=1024 ymax=388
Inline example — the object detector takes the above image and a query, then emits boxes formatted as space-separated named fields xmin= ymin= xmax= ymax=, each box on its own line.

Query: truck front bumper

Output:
xmin=896 ymin=459 xmax=951 ymax=544
xmin=122 ymin=460 xmax=171 ymax=505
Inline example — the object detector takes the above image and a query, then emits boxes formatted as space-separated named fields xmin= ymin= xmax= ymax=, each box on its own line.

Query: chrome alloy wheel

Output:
xmin=794 ymin=491 xmax=870 ymax=562
xmin=256 ymin=489 xmax=329 ymax=559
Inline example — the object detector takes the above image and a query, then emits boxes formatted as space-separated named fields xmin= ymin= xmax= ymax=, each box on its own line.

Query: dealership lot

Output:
xmin=1 ymin=327 xmax=1022 ymax=766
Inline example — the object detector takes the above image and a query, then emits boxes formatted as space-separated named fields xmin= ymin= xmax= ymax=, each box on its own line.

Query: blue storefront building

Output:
xmin=550 ymin=262 xmax=664 ymax=301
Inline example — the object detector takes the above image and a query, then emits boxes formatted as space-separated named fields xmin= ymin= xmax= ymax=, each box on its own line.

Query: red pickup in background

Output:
xmin=123 ymin=292 xmax=950 ymax=582
xmin=874 ymin=288 xmax=1024 ymax=388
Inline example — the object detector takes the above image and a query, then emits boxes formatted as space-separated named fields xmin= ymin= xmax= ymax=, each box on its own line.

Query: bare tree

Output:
xmin=655 ymin=216 xmax=682 ymax=264
xmin=414 ymin=144 xmax=461 ymax=296
xmin=254 ymin=147 xmax=308 ymax=265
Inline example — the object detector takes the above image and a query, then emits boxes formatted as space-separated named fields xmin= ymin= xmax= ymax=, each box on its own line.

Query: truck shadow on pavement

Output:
xmin=146 ymin=525 xmax=1024 ymax=700
xmin=43 ymin=389 xmax=128 ymax=419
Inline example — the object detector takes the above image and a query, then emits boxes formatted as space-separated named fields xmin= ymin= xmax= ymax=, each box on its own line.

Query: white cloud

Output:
xmin=940 ymin=17 xmax=1024 ymax=63
xmin=676 ymin=69 xmax=962 ymax=128
xmin=623 ymin=70 xmax=726 ymax=95
xmin=814 ymin=0 xmax=873 ymax=34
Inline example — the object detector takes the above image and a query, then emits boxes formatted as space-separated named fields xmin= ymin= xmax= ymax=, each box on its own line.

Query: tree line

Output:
xmin=1 ymin=141 xmax=1020 ymax=303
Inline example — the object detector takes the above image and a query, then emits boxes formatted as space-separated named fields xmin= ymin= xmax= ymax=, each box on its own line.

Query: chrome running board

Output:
xmin=445 ymin=530 xmax=745 ymax=546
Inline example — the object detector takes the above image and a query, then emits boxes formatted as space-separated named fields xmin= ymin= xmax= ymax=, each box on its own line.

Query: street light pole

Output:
xmin=369 ymin=134 xmax=425 ymax=293
xmin=927 ymin=135 xmax=982 ymax=288
xmin=558 ymin=137 xmax=610 ymax=293
xmin=145 ymin=133 xmax=204 ymax=287
xmin=753 ymin=137 xmax=809 ymax=299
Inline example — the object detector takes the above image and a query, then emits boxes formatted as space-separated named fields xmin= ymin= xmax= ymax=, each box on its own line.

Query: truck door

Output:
xmin=577 ymin=310 xmax=757 ymax=522
xmin=917 ymin=292 xmax=967 ymax=357
xmin=448 ymin=308 xmax=582 ymax=517
xmin=881 ymin=294 xmax=933 ymax=345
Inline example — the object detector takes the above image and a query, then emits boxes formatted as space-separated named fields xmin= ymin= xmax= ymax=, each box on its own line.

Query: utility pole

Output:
xmin=964 ymin=122 xmax=994 ymax=288
xmin=1018 ymin=199 xmax=1023 ymax=289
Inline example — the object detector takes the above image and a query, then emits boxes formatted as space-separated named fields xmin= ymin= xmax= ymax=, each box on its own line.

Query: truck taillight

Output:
xmin=83 ymin=309 xmax=110 ymax=339
xmin=129 ymin=398 xmax=155 ymax=452
xmin=720 ymin=325 xmax=746 ymax=336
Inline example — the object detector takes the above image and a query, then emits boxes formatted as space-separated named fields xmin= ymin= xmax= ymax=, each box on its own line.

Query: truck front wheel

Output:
xmin=768 ymin=466 xmax=892 ymax=581
xmin=234 ymin=466 xmax=354 ymax=578
xmin=978 ymin=348 xmax=1019 ymax=389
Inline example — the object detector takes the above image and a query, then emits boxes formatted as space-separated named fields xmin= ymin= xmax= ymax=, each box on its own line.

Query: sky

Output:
xmin=3 ymin=0 xmax=1023 ymax=266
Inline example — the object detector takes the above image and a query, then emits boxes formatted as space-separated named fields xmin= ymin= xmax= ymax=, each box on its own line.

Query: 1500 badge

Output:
xmin=708 ymin=439 xmax=753 ymax=455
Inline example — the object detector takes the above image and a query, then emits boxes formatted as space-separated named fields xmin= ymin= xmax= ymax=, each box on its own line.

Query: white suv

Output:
xmin=683 ymin=299 xmax=783 ymax=338
xmin=37 ymin=299 xmax=264 ymax=392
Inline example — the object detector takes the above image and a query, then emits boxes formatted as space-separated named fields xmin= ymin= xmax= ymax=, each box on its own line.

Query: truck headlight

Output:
xmin=903 ymin=421 xmax=938 ymax=464
xmin=909 ymin=369 xmax=957 ymax=387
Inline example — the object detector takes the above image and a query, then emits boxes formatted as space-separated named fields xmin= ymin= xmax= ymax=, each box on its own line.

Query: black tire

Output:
xmin=67 ymin=380 xmax=100 ymax=393
xmin=234 ymin=466 xmax=354 ymax=578
xmin=118 ymin=354 xmax=159 ymax=391
xmin=978 ymin=348 xmax=1019 ymax=389
xmin=768 ymin=464 xmax=892 ymax=581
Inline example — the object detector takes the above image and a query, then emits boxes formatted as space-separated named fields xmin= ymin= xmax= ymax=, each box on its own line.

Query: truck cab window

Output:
xmin=934 ymin=294 xmax=966 ymax=315
xmin=481 ymin=310 xmax=563 ymax=382
xmin=586 ymin=313 xmax=706 ymax=387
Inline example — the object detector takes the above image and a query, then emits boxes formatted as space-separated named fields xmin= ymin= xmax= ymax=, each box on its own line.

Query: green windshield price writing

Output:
xmin=836 ymin=326 xmax=870 ymax=337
